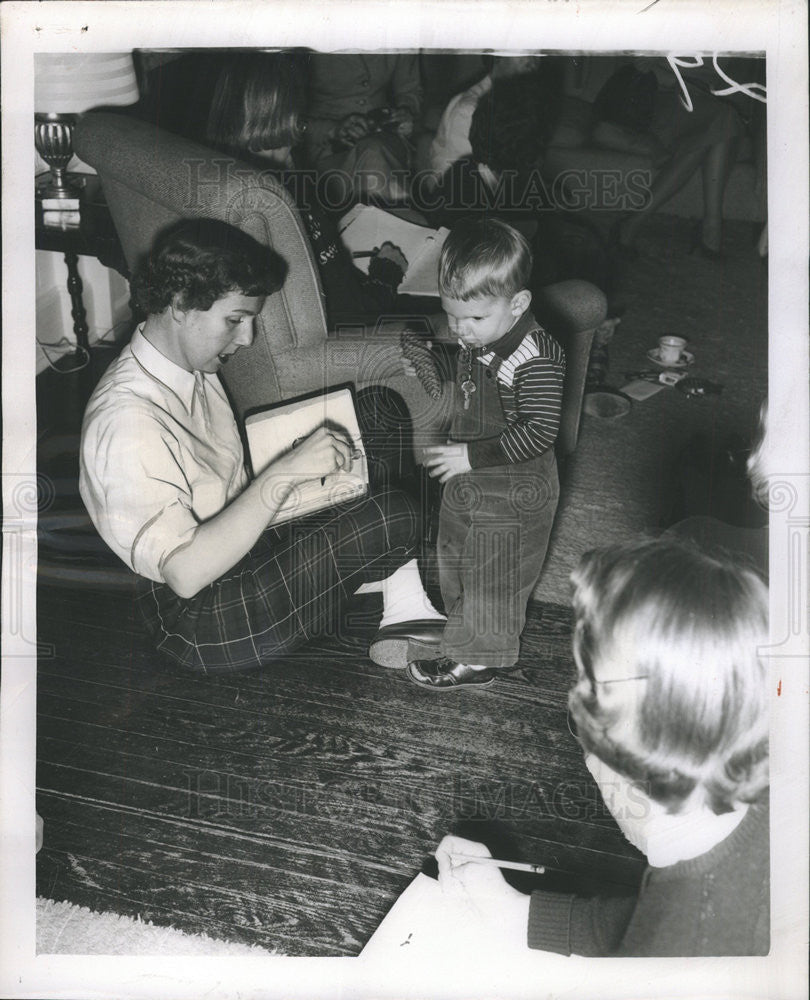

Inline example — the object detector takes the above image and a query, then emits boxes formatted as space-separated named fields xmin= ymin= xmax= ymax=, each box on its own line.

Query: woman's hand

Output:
xmin=162 ymin=426 xmax=357 ymax=599
xmin=335 ymin=113 xmax=370 ymax=148
xmin=436 ymin=836 xmax=503 ymax=897
xmin=389 ymin=106 xmax=415 ymax=138
xmin=435 ymin=835 xmax=531 ymax=946
xmin=423 ymin=443 xmax=472 ymax=482
xmin=368 ymin=240 xmax=408 ymax=290
xmin=272 ymin=426 xmax=356 ymax=486
xmin=373 ymin=241 xmax=408 ymax=274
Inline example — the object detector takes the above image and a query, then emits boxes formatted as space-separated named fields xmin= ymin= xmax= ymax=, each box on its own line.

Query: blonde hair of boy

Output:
xmin=438 ymin=217 xmax=533 ymax=302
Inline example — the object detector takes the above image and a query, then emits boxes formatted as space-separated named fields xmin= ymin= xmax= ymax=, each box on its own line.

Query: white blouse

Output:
xmin=79 ymin=327 xmax=248 ymax=583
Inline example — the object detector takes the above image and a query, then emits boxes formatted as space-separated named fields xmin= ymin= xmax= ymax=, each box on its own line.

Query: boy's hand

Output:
xmin=423 ymin=443 xmax=471 ymax=482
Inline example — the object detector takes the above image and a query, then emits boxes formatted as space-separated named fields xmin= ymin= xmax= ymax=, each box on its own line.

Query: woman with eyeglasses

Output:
xmin=434 ymin=537 xmax=770 ymax=956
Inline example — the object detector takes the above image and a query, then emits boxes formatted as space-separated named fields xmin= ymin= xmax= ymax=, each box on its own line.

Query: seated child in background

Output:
xmin=407 ymin=218 xmax=564 ymax=691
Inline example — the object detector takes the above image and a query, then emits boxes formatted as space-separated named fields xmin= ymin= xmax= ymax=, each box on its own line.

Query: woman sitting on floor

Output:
xmin=206 ymin=50 xmax=414 ymax=327
xmin=434 ymin=537 xmax=770 ymax=956
xmin=79 ymin=217 xmax=444 ymax=674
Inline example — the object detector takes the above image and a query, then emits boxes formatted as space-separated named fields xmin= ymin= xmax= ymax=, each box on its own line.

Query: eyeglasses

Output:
xmin=573 ymin=620 xmax=649 ymax=692
xmin=566 ymin=705 xmax=627 ymax=771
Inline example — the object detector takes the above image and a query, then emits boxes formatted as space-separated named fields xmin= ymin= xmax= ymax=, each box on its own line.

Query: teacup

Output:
xmin=658 ymin=335 xmax=687 ymax=365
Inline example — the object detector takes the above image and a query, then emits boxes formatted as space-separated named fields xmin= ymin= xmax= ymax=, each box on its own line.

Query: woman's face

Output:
xmin=173 ymin=291 xmax=265 ymax=373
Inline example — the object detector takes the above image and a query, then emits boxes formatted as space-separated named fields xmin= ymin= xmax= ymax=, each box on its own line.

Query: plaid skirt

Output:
xmin=136 ymin=486 xmax=420 ymax=673
xmin=136 ymin=385 xmax=422 ymax=673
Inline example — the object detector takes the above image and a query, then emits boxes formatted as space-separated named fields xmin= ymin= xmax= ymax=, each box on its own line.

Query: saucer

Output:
xmin=647 ymin=348 xmax=694 ymax=369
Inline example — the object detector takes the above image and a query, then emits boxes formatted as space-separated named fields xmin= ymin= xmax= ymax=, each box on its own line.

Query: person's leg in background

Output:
xmin=355 ymin=384 xmax=417 ymax=491
xmin=615 ymin=94 xmax=744 ymax=256
xmin=698 ymin=104 xmax=742 ymax=254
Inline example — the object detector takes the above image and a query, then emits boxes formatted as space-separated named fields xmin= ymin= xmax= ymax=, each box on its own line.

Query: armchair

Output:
xmin=73 ymin=112 xmax=606 ymax=461
xmin=36 ymin=113 xmax=605 ymax=592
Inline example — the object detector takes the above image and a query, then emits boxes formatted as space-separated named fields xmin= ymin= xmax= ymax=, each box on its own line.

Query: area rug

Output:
xmin=36 ymin=898 xmax=281 ymax=956
xmin=532 ymin=213 xmax=767 ymax=604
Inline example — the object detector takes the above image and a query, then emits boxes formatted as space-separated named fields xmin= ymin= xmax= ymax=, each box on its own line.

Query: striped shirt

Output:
xmin=456 ymin=310 xmax=565 ymax=469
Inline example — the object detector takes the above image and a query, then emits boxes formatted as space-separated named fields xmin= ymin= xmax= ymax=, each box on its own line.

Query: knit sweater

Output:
xmin=451 ymin=310 xmax=565 ymax=469
xmin=527 ymin=798 xmax=770 ymax=957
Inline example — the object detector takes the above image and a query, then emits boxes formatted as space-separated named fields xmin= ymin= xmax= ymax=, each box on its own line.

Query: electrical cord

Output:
xmin=36 ymin=337 xmax=90 ymax=374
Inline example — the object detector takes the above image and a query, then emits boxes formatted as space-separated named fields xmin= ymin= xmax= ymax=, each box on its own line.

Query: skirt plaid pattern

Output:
xmin=136 ymin=487 xmax=420 ymax=673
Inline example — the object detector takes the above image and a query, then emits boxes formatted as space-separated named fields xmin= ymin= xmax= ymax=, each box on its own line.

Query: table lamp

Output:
xmin=34 ymin=52 xmax=140 ymax=201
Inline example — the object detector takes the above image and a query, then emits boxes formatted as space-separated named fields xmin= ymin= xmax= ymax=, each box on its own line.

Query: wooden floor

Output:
xmin=32 ymin=213 xmax=768 ymax=956
xmin=36 ymin=582 xmax=644 ymax=957
xmin=34 ymin=350 xmax=644 ymax=957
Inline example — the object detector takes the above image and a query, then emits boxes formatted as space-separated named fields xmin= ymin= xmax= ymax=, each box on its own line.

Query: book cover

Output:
xmin=244 ymin=387 xmax=368 ymax=527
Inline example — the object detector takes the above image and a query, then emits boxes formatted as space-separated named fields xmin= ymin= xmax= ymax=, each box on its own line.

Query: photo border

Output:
xmin=2 ymin=2 xmax=807 ymax=998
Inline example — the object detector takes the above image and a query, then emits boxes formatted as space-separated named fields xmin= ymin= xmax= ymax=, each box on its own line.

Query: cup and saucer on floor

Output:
xmin=647 ymin=335 xmax=694 ymax=369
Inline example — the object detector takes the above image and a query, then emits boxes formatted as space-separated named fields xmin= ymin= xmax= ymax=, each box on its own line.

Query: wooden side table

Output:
xmin=35 ymin=172 xmax=129 ymax=357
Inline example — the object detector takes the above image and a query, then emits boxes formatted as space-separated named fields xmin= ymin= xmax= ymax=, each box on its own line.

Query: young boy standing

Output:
xmin=408 ymin=218 xmax=565 ymax=691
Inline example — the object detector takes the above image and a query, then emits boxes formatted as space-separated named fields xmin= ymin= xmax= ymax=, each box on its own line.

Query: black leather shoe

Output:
xmin=406 ymin=656 xmax=497 ymax=691
xmin=368 ymin=619 xmax=445 ymax=669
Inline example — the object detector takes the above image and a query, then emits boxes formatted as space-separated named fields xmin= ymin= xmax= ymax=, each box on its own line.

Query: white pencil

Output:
xmin=446 ymin=854 xmax=546 ymax=875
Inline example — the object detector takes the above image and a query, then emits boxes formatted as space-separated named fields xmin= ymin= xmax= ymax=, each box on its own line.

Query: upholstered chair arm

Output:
xmin=236 ymin=336 xmax=454 ymax=461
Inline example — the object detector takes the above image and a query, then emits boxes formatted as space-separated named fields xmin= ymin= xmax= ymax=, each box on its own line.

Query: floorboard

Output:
xmin=36 ymin=579 xmax=645 ymax=956
xmin=33 ymin=332 xmax=650 ymax=957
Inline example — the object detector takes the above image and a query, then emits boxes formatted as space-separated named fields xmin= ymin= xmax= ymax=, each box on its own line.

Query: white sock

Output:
xmin=377 ymin=559 xmax=445 ymax=627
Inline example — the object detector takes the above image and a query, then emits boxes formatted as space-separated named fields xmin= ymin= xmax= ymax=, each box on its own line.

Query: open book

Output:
xmin=244 ymin=387 xmax=368 ymax=527
xmin=339 ymin=204 xmax=449 ymax=297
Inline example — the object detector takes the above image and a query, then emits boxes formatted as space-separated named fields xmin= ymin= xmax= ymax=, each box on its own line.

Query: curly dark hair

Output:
xmin=130 ymin=217 xmax=288 ymax=315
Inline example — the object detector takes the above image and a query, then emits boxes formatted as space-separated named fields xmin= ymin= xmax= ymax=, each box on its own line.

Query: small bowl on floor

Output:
xmin=584 ymin=390 xmax=631 ymax=420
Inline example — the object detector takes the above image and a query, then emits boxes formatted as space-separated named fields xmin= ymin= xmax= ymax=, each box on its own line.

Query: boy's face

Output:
xmin=440 ymin=292 xmax=529 ymax=350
